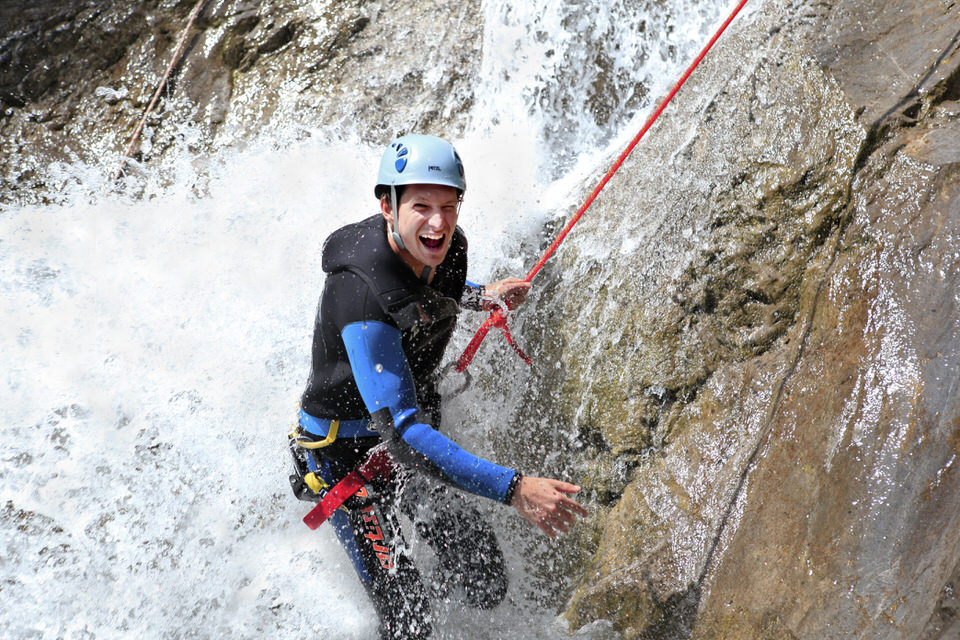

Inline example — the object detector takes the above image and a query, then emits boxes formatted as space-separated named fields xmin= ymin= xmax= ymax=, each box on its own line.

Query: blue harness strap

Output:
xmin=299 ymin=408 xmax=380 ymax=439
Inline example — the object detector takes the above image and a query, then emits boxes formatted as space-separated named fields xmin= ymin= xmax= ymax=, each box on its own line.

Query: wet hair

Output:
xmin=376 ymin=184 xmax=463 ymax=208
xmin=374 ymin=184 xmax=405 ymax=200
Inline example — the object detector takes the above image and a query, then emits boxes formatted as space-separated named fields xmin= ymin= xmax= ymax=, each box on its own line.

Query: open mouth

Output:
xmin=419 ymin=233 xmax=445 ymax=250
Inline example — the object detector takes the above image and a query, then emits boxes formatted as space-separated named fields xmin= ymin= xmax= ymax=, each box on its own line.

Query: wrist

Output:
xmin=461 ymin=283 xmax=486 ymax=311
xmin=505 ymin=471 xmax=523 ymax=505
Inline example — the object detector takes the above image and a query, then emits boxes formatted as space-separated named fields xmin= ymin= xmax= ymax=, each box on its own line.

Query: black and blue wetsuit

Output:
xmin=299 ymin=214 xmax=516 ymax=639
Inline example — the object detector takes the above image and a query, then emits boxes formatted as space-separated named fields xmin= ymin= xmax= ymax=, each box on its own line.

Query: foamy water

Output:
xmin=1 ymin=1 xmax=735 ymax=637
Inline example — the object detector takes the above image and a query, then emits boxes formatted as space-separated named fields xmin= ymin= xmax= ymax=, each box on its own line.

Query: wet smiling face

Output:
xmin=381 ymin=183 xmax=460 ymax=272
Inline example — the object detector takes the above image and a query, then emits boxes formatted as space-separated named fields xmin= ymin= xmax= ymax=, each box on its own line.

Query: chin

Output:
xmin=420 ymin=253 xmax=447 ymax=267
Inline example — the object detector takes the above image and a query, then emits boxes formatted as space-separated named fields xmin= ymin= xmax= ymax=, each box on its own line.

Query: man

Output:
xmin=292 ymin=134 xmax=588 ymax=639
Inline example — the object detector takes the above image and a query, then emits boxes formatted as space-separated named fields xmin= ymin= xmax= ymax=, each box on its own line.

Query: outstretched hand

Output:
xmin=483 ymin=277 xmax=531 ymax=311
xmin=511 ymin=476 xmax=589 ymax=538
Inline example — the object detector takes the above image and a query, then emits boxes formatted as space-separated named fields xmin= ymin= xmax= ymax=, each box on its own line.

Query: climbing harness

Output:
xmin=288 ymin=414 xmax=396 ymax=528
xmin=293 ymin=419 xmax=341 ymax=449
xmin=453 ymin=0 xmax=750 ymax=374
xmin=113 ymin=0 xmax=207 ymax=181
xmin=287 ymin=422 xmax=336 ymax=502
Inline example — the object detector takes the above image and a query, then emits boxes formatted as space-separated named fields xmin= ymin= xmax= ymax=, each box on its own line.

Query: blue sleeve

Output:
xmin=341 ymin=320 xmax=516 ymax=503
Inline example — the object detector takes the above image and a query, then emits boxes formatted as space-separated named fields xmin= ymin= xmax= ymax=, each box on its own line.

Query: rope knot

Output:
xmin=456 ymin=308 xmax=531 ymax=373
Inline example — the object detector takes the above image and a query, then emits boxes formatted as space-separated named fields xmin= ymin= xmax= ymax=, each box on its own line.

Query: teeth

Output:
xmin=419 ymin=232 xmax=445 ymax=250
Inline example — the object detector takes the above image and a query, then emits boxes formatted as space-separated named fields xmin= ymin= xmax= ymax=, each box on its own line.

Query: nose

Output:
xmin=425 ymin=208 xmax=446 ymax=228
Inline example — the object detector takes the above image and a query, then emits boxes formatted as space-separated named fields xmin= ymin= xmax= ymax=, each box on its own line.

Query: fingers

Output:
xmin=486 ymin=278 xmax=532 ymax=310
xmin=552 ymin=480 xmax=589 ymax=522
xmin=498 ymin=276 xmax=529 ymax=288
xmin=540 ymin=503 xmax=581 ymax=538
xmin=545 ymin=480 xmax=590 ymax=517
xmin=538 ymin=520 xmax=558 ymax=539
xmin=550 ymin=480 xmax=582 ymax=494
xmin=505 ymin=280 xmax=531 ymax=294
xmin=559 ymin=494 xmax=590 ymax=518
xmin=534 ymin=510 xmax=567 ymax=539
xmin=503 ymin=280 xmax=531 ymax=306
xmin=512 ymin=476 xmax=589 ymax=538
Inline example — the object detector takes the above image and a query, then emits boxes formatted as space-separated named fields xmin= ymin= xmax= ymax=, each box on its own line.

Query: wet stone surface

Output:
xmin=0 ymin=0 xmax=483 ymax=203
xmin=547 ymin=1 xmax=960 ymax=638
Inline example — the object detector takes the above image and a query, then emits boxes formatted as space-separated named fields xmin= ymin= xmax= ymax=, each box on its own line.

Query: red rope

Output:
xmin=456 ymin=308 xmax=531 ymax=372
xmin=456 ymin=0 xmax=749 ymax=373
xmin=113 ymin=0 xmax=207 ymax=181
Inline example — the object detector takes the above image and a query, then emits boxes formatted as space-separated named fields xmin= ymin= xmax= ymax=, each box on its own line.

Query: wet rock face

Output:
xmin=0 ymin=0 xmax=482 ymax=203
xmin=1 ymin=1 xmax=197 ymax=196
xmin=0 ymin=1 xmax=146 ymax=108
xmin=554 ymin=1 xmax=960 ymax=638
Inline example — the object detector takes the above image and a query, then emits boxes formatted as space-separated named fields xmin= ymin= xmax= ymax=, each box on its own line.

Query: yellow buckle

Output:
xmin=304 ymin=472 xmax=328 ymax=494
xmin=292 ymin=419 xmax=340 ymax=449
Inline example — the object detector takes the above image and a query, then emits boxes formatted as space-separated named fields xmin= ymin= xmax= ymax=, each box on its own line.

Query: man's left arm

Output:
xmin=341 ymin=320 xmax=520 ymax=503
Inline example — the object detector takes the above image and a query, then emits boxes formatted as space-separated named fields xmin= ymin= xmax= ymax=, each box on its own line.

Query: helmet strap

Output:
xmin=389 ymin=185 xmax=407 ymax=251
xmin=387 ymin=184 xmax=432 ymax=283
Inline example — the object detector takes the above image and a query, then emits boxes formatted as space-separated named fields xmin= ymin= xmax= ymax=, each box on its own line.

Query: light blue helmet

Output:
xmin=374 ymin=134 xmax=466 ymax=199
xmin=375 ymin=134 xmax=466 ymax=256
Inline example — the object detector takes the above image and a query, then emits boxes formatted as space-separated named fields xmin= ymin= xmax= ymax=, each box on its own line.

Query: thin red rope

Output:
xmin=457 ymin=0 xmax=750 ymax=372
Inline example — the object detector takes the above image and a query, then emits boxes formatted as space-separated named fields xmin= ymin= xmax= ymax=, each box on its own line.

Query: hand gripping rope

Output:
xmin=454 ymin=0 xmax=750 ymax=374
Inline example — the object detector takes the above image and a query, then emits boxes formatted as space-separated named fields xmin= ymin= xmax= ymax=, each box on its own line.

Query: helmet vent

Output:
xmin=394 ymin=144 xmax=408 ymax=172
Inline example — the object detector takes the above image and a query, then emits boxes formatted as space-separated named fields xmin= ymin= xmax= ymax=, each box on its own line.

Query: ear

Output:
xmin=380 ymin=194 xmax=393 ymax=225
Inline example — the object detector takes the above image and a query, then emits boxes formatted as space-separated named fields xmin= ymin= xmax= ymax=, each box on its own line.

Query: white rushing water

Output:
xmin=1 ymin=1 xmax=733 ymax=637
